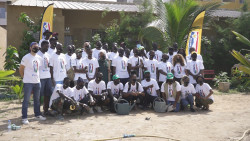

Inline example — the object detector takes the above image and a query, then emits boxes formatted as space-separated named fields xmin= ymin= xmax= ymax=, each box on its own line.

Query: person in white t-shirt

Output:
xmin=195 ymin=75 xmax=214 ymax=110
xmin=141 ymin=71 xmax=160 ymax=107
xmin=143 ymin=50 xmax=158 ymax=81
xmin=37 ymin=40 xmax=53 ymax=116
xmin=73 ymin=48 xmax=88 ymax=83
xmin=172 ymin=54 xmax=187 ymax=84
xmin=173 ymin=42 xmax=178 ymax=55
xmin=84 ymin=48 xmax=99 ymax=82
xmin=112 ymin=48 xmax=130 ymax=85
xmin=92 ymin=41 xmax=107 ymax=59
xmin=128 ymin=48 xmax=144 ymax=81
xmin=47 ymin=37 xmax=57 ymax=57
xmin=81 ymin=41 xmax=90 ymax=59
xmin=180 ymin=76 xmax=196 ymax=112
xmin=186 ymin=52 xmax=204 ymax=86
xmin=107 ymin=74 xmax=124 ymax=112
xmin=39 ymin=30 xmax=52 ymax=48
xmin=161 ymin=73 xmax=181 ymax=112
xmin=123 ymin=73 xmax=145 ymax=108
xmin=186 ymin=47 xmax=203 ymax=62
xmin=19 ymin=42 xmax=46 ymax=124
xmin=49 ymin=77 xmax=76 ymax=119
xmin=158 ymin=53 xmax=173 ymax=88
xmin=65 ymin=45 xmax=76 ymax=71
xmin=108 ymin=42 xmax=118 ymax=61
xmin=167 ymin=47 xmax=177 ymax=63
xmin=88 ymin=72 xmax=108 ymax=113
xmin=146 ymin=43 xmax=162 ymax=62
xmin=177 ymin=48 xmax=186 ymax=62
xmin=50 ymin=43 xmax=67 ymax=85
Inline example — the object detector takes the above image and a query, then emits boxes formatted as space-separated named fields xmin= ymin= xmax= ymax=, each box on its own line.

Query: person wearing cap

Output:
xmin=49 ymin=77 xmax=76 ymax=119
xmin=128 ymin=48 xmax=144 ymax=81
xmin=107 ymin=74 xmax=124 ymax=112
xmin=112 ymin=48 xmax=130 ymax=85
xmin=158 ymin=53 xmax=173 ymax=89
xmin=172 ymin=54 xmax=187 ymax=84
xmin=123 ymin=73 xmax=145 ymax=108
xmin=186 ymin=47 xmax=203 ymax=62
xmin=186 ymin=52 xmax=204 ymax=86
xmin=19 ymin=42 xmax=46 ymax=124
xmin=195 ymin=75 xmax=214 ymax=110
xmin=37 ymin=40 xmax=53 ymax=116
xmin=65 ymin=45 xmax=76 ymax=81
xmin=161 ymin=73 xmax=181 ymax=112
xmin=146 ymin=43 xmax=162 ymax=62
xmin=50 ymin=43 xmax=67 ymax=85
xmin=143 ymin=50 xmax=159 ymax=81
xmin=141 ymin=71 xmax=160 ymax=108
xmin=73 ymin=48 xmax=88 ymax=84
xmin=180 ymin=76 xmax=196 ymax=112
xmin=39 ymin=30 xmax=52 ymax=48
xmin=71 ymin=77 xmax=94 ymax=114
xmin=88 ymin=72 xmax=108 ymax=113
xmin=48 ymin=37 xmax=57 ymax=57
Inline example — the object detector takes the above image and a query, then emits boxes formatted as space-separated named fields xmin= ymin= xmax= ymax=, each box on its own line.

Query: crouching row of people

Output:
xmin=50 ymin=71 xmax=214 ymax=118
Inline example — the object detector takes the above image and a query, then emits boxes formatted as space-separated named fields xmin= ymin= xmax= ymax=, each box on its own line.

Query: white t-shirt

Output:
xmin=146 ymin=50 xmax=163 ymax=62
xmin=167 ymin=52 xmax=177 ymax=64
xmin=74 ymin=58 xmax=87 ymax=80
xmin=82 ymin=51 xmax=88 ymax=59
xmin=72 ymin=86 xmax=89 ymax=102
xmin=83 ymin=57 xmax=99 ymax=79
xmin=37 ymin=51 xmax=51 ymax=79
xmin=161 ymin=81 xmax=181 ymax=101
xmin=107 ymin=81 xmax=123 ymax=95
xmin=196 ymin=83 xmax=214 ymax=101
xmin=158 ymin=61 xmax=173 ymax=82
xmin=173 ymin=63 xmax=186 ymax=78
xmin=112 ymin=56 xmax=129 ymax=78
xmin=21 ymin=53 xmax=42 ymax=83
xmin=92 ymin=48 xmax=107 ymax=60
xmin=47 ymin=47 xmax=56 ymax=58
xmin=88 ymin=80 xmax=106 ymax=95
xmin=128 ymin=56 xmax=143 ymax=79
xmin=50 ymin=53 xmax=67 ymax=81
xmin=144 ymin=59 xmax=158 ymax=80
xmin=49 ymin=84 xmax=74 ymax=107
xmin=141 ymin=79 xmax=159 ymax=96
xmin=186 ymin=60 xmax=204 ymax=84
xmin=181 ymin=83 xmax=196 ymax=99
xmin=108 ymin=52 xmax=118 ymax=61
xmin=64 ymin=54 xmax=76 ymax=71
xmin=186 ymin=54 xmax=203 ymax=63
xmin=39 ymin=39 xmax=50 ymax=48
xmin=123 ymin=82 xmax=144 ymax=93
xmin=130 ymin=49 xmax=146 ymax=57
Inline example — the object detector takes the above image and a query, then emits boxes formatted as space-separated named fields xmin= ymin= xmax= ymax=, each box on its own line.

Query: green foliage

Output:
xmin=213 ymin=72 xmax=230 ymax=87
xmin=91 ymin=34 xmax=101 ymax=48
xmin=18 ymin=12 xmax=42 ymax=62
xmin=104 ymin=19 xmax=120 ymax=47
xmin=11 ymin=83 xmax=24 ymax=103
xmin=0 ymin=70 xmax=19 ymax=81
xmin=3 ymin=45 xmax=20 ymax=70
xmin=201 ymin=36 xmax=214 ymax=69
xmin=231 ymin=69 xmax=250 ymax=93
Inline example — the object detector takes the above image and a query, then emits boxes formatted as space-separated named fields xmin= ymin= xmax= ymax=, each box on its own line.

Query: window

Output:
xmin=0 ymin=8 xmax=6 ymax=18
xmin=240 ymin=0 xmax=244 ymax=4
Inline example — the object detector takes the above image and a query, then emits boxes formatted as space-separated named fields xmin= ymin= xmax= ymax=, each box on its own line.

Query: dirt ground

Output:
xmin=0 ymin=91 xmax=250 ymax=141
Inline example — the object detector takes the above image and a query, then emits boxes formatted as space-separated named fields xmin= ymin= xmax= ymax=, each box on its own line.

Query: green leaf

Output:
xmin=232 ymin=31 xmax=250 ymax=46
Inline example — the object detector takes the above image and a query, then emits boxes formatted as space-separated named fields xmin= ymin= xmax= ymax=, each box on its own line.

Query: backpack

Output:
xmin=128 ymin=82 xmax=139 ymax=92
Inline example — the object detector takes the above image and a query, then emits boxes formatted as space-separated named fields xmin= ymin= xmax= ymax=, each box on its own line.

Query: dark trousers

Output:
xmin=40 ymin=78 xmax=53 ymax=113
xmin=108 ymin=94 xmax=120 ymax=112
xmin=195 ymin=98 xmax=213 ymax=107
xmin=92 ymin=95 xmax=110 ymax=107
xmin=145 ymin=93 xmax=157 ymax=106
xmin=123 ymin=94 xmax=145 ymax=106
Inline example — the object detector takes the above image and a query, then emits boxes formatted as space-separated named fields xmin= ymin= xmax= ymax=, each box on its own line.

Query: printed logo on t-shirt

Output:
xmin=185 ymin=91 xmax=190 ymax=97
xmin=89 ymin=63 xmax=93 ymax=73
xmin=151 ymin=64 xmax=155 ymax=73
xmin=121 ymin=60 xmax=126 ymax=70
xmin=199 ymin=90 xmax=205 ymax=97
xmin=147 ymin=87 xmax=153 ymax=95
xmin=168 ymin=85 xmax=173 ymax=97
xmin=154 ymin=54 xmax=158 ymax=60
xmin=60 ymin=59 xmax=65 ymax=69
xmin=114 ymin=88 xmax=119 ymax=94
xmin=193 ymin=63 xmax=198 ymax=74
xmin=166 ymin=66 xmax=171 ymax=73
xmin=33 ymin=60 xmax=38 ymax=73
xmin=95 ymin=87 xmax=100 ymax=95
xmin=44 ymin=57 xmax=49 ymax=70
xmin=177 ymin=66 xmax=182 ymax=74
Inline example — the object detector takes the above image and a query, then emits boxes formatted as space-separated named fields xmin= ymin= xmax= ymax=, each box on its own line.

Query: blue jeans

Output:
xmin=181 ymin=94 xmax=194 ymax=109
xmin=40 ymin=78 xmax=53 ymax=97
xmin=55 ymin=81 xmax=63 ymax=85
xmin=166 ymin=100 xmax=180 ymax=112
xmin=22 ymin=83 xmax=41 ymax=119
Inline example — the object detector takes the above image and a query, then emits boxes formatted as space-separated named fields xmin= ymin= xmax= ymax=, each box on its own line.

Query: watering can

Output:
xmin=153 ymin=97 xmax=168 ymax=113
xmin=114 ymin=99 xmax=136 ymax=115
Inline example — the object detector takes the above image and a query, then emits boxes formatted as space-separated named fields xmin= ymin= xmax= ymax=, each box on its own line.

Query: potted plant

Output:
xmin=214 ymin=72 xmax=230 ymax=92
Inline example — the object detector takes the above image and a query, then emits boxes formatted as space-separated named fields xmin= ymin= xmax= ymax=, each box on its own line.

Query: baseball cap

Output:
xmin=112 ymin=74 xmax=120 ymax=80
xmin=166 ymin=73 xmax=174 ymax=79
xmin=144 ymin=70 xmax=150 ymax=74
xmin=30 ymin=42 xmax=38 ymax=47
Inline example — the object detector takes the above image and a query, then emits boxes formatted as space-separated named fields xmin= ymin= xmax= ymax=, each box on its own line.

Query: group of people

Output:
xmin=19 ymin=30 xmax=214 ymax=124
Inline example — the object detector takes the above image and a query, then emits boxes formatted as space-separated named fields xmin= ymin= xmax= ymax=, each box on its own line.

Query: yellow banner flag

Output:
xmin=186 ymin=11 xmax=205 ymax=55
xmin=40 ymin=4 xmax=54 ymax=40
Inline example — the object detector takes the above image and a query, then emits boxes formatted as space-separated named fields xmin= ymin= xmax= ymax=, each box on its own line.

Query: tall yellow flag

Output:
xmin=40 ymin=4 xmax=54 ymax=40
xmin=186 ymin=11 xmax=205 ymax=55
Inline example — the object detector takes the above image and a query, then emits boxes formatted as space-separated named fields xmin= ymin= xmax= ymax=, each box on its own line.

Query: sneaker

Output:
xmin=88 ymin=107 xmax=94 ymax=114
xmin=22 ymin=118 xmax=29 ymax=125
xmin=36 ymin=115 xmax=46 ymax=121
xmin=95 ymin=106 xmax=103 ymax=113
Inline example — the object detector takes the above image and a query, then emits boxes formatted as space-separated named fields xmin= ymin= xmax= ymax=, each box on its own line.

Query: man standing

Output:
xmin=128 ymin=48 xmax=144 ymax=81
xmin=39 ymin=30 xmax=52 ymax=48
xmin=83 ymin=48 xmax=99 ymax=83
xmin=161 ymin=73 xmax=181 ymax=112
xmin=47 ymin=37 xmax=57 ymax=57
xmin=19 ymin=42 xmax=46 ymax=124
xmin=92 ymin=41 xmax=107 ymax=59
xmin=37 ymin=41 xmax=53 ymax=116
xmin=65 ymin=45 xmax=76 ymax=72
xmin=146 ymin=43 xmax=162 ymax=62
xmin=167 ymin=47 xmax=176 ymax=64
xmin=186 ymin=47 xmax=203 ymax=62
xmin=141 ymin=71 xmax=160 ymax=107
xmin=112 ymin=48 xmax=130 ymax=85
xmin=73 ymin=49 xmax=88 ymax=83
xmin=144 ymin=50 xmax=158 ymax=81
xmin=98 ymin=51 xmax=110 ymax=84
xmin=50 ymin=43 xmax=67 ymax=85
xmin=158 ymin=53 xmax=173 ymax=88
